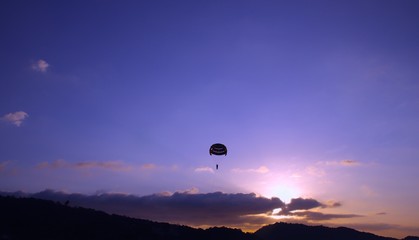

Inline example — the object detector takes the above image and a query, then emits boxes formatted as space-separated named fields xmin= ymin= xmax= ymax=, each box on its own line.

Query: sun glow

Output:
xmin=269 ymin=214 xmax=300 ymax=220
xmin=262 ymin=181 xmax=303 ymax=203
xmin=269 ymin=208 xmax=304 ymax=221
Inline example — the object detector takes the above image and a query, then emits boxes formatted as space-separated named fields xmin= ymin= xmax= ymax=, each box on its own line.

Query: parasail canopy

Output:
xmin=209 ymin=143 xmax=227 ymax=156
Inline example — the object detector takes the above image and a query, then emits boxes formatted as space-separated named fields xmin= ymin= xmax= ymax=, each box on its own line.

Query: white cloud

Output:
xmin=194 ymin=166 xmax=215 ymax=173
xmin=232 ymin=166 xmax=270 ymax=174
xmin=32 ymin=59 xmax=49 ymax=72
xmin=1 ymin=111 xmax=29 ymax=126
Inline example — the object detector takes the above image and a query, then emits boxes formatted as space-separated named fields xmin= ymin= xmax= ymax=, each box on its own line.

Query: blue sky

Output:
xmin=1 ymin=0 xmax=419 ymax=238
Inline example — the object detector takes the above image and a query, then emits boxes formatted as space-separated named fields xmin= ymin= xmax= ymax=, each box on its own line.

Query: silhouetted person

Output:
xmin=216 ymin=164 xmax=218 ymax=170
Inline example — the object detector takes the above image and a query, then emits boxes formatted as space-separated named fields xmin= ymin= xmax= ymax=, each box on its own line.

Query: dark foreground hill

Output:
xmin=0 ymin=196 xmax=414 ymax=240
xmin=0 ymin=196 xmax=252 ymax=240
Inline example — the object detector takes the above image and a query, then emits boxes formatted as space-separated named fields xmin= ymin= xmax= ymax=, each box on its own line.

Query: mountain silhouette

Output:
xmin=0 ymin=196 xmax=415 ymax=240
xmin=255 ymin=222 xmax=396 ymax=240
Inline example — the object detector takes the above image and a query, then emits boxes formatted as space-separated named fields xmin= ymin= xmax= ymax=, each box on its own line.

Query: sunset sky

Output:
xmin=1 ymin=0 xmax=419 ymax=238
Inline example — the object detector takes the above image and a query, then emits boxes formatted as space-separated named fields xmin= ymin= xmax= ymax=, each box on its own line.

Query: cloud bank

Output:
xmin=36 ymin=159 xmax=132 ymax=171
xmin=1 ymin=111 xmax=29 ymax=126
xmin=26 ymin=190 xmax=284 ymax=227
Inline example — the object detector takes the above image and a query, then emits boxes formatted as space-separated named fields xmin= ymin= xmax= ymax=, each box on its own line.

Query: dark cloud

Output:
xmin=282 ymin=197 xmax=324 ymax=213
xmin=272 ymin=198 xmax=358 ymax=222
xmin=6 ymin=190 xmax=284 ymax=228
xmin=330 ymin=201 xmax=342 ymax=208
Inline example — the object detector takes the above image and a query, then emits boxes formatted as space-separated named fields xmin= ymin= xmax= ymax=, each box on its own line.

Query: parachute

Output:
xmin=209 ymin=143 xmax=227 ymax=170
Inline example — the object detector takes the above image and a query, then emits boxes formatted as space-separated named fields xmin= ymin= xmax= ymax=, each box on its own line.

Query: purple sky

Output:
xmin=1 ymin=0 xmax=419 ymax=238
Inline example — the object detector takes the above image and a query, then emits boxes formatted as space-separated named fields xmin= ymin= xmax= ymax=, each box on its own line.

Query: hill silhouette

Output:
xmin=255 ymin=222 xmax=396 ymax=240
xmin=0 ymin=196 xmax=415 ymax=240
